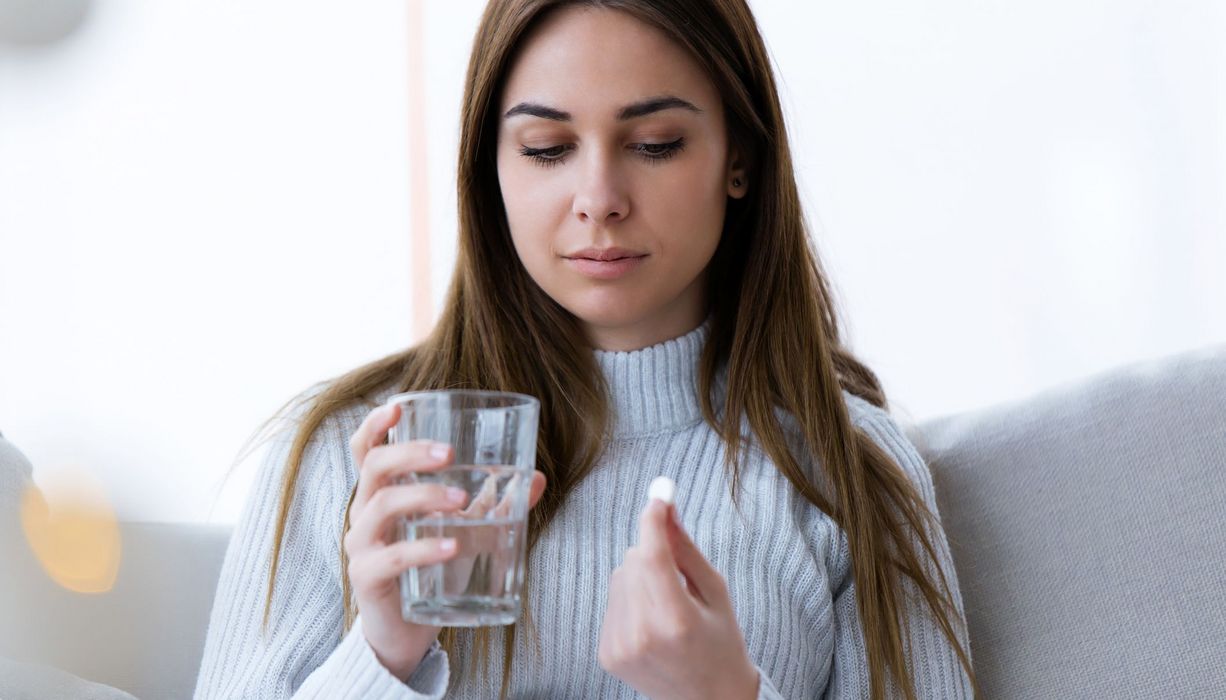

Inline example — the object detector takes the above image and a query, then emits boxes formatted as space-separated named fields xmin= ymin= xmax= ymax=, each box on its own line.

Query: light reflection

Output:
xmin=18 ymin=467 xmax=121 ymax=594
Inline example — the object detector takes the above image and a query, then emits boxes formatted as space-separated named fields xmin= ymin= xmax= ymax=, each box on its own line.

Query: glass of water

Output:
xmin=384 ymin=389 xmax=540 ymax=627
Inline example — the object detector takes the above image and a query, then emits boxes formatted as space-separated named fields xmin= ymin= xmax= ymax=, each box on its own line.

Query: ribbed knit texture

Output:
xmin=194 ymin=319 xmax=973 ymax=699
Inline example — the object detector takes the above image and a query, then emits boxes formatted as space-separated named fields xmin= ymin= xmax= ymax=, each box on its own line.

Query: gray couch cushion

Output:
xmin=0 ymin=436 xmax=137 ymax=699
xmin=0 ymin=430 xmax=34 ymax=510
xmin=1 ymin=513 xmax=230 ymax=700
xmin=910 ymin=344 xmax=1226 ymax=698
xmin=0 ymin=657 xmax=138 ymax=700
xmin=2 ymin=435 xmax=230 ymax=699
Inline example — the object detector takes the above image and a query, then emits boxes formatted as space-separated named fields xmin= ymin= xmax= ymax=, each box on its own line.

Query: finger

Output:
xmin=492 ymin=470 xmax=548 ymax=518
xmin=461 ymin=470 xmax=500 ymax=519
xmin=354 ymin=440 xmax=453 ymax=511
xmin=346 ymin=483 xmax=467 ymax=549
xmin=665 ymin=504 xmax=728 ymax=608
xmin=492 ymin=472 xmax=521 ymax=519
xmin=348 ymin=403 xmax=400 ymax=469
xmin=634 ymin=498 xmax=689 ymax=608
xmin=347 ymin=537 xmax=457 ymax=593
xmin=527 ymin=471 xmax=547 ymax=508
xmin=600 ymin=565 xmax=636 ymax=669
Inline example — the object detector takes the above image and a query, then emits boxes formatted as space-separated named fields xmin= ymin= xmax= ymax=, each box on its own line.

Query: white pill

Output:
xmin=647 ymin=475 xmax=676 ymax=505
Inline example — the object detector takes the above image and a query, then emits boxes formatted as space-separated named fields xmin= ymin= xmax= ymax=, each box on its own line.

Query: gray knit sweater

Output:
xmin=193 ymin=319 xmax=974 ymax=698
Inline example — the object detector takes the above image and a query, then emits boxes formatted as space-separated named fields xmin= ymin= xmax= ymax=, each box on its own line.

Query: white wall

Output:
xmin=1 ymin=1 xmax=1222 ymax=525
xmin=0 ymin=2 xmax=416 ymax=523
xmin=750 ymin=0 xmax=1226 ymax=427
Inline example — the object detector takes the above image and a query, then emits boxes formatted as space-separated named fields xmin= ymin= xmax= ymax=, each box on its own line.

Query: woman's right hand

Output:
xmin=344 ymin=402 xmax=548 ymax=681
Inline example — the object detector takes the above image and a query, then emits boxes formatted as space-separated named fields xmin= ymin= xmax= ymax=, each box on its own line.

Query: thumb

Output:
xmin=527 ymin=470 xmax=547 ymax=508
xmin=665 ymin=504 xmax=726 ymax=607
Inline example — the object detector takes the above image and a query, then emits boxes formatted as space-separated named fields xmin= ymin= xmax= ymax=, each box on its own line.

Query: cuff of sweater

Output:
xmin=754 ymin=665 xmax=785 ymax=700
xmin=405 ymin=637 xmax=449 ymax=697
xmin=327 ymin=615 xmax=449 ymax=700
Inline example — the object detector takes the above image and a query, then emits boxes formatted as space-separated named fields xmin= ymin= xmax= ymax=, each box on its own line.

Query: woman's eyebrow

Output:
xmin=502 ymin=95 xmax=702 ymax=122
xmin=617 ymin=96 xmax=702 ymax=120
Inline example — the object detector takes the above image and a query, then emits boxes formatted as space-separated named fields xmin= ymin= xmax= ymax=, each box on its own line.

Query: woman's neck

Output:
xmin=581 ymin=292 xmax=709 ymax=351
xmin=592 ymin=316 xmax=717 ymax=438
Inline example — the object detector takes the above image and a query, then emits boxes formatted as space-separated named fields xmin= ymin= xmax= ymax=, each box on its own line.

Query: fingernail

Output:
xmin=439 ymin=538 xmax=456 ymax=553
xmin=429 ymin=443 xmax=450 ymax=460
xmin=446 ymin=487 xmax=467 ymax=503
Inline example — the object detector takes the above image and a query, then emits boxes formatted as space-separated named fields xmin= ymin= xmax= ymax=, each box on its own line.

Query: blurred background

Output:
xmin=1 ymin=0 xmax=1223 ymax=526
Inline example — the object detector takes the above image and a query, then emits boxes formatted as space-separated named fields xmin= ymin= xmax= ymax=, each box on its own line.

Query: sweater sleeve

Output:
xmin=754 ymin=666 xmax=787 ymax=699
xmin=821 ymin=405 xmax=974 ymax=699
xmin=192 ymin=412 xmax=451 ymax=700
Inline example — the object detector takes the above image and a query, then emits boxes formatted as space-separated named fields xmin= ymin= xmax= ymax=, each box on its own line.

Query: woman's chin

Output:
xmin=569 ymin=310 xmax=646 ymax=335
xmin=561 ymin=296 xmax=654 ymax=331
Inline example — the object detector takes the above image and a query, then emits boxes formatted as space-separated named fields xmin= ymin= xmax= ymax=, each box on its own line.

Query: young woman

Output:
xmin=195 ymin=1 xmax=979 ymax=698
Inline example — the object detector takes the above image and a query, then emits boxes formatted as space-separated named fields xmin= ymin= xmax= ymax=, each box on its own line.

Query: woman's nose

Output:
xmin=572 ymin=152 xmax=630 ymax=224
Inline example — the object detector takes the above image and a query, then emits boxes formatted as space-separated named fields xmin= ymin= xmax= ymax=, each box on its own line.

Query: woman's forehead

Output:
xmin=498 ymin=6 xmax=717 ymax=118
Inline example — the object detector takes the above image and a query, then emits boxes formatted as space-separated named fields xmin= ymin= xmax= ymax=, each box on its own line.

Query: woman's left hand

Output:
xmin=597 ymin=498 xmax=761 ymax=700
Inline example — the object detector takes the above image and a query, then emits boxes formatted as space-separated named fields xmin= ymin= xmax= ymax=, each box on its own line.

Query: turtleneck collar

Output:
xmin=592 ymin=316 xmax=713 ymax=439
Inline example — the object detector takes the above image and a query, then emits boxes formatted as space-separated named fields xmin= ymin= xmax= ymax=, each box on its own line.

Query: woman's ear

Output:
xmin=726 ymin=146 xmax=748 ymax=200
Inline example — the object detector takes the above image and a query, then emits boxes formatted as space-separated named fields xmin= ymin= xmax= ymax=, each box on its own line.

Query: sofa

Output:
xmin=2 ymin=343 xmax=1224 ymax=699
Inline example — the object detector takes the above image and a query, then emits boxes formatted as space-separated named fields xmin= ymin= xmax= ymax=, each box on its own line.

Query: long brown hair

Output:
xmin=246 ymin=1 xmax=979 ymax=698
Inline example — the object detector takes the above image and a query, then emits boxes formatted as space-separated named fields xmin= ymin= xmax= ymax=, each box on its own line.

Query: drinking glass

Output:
xmin=385 ymin=389 xmax=539 ymax=627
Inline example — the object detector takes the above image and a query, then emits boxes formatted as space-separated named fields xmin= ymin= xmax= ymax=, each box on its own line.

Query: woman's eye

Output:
xmin=517 ymin=138 xmax=686 ymax=168
xmin=518 ymin=144 xmax=572 ymax=168
xmin=633 ymin=138 xmax=686 ymax=162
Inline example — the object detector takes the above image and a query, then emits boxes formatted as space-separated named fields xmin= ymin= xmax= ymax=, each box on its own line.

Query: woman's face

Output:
xmin=496 ymin=6 xmax=746 ymax=351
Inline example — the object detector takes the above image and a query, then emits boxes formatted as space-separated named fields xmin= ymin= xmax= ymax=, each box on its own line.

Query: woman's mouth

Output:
xmin=563 ymin=254 xmax=649 ymax=280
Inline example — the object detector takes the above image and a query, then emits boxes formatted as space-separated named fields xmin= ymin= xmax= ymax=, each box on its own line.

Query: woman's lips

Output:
xmin=564 ymin=254 xmax=648 ymax=280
